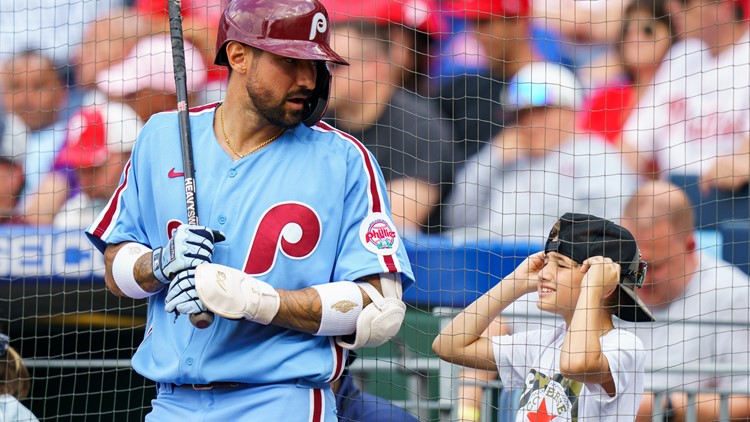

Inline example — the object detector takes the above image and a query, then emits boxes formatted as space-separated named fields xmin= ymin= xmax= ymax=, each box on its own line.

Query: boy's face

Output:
xmin=536 ymin=252 xmax=586 ymax=317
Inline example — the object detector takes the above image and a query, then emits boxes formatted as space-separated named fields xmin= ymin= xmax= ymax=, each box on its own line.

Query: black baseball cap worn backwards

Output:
xmin=544 ymin=212 xmax=655 ymax=322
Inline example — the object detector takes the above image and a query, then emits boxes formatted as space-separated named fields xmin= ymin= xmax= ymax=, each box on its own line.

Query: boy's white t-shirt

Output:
xmin=493 ymin=323 xmax=645 ymax=421
xmin=0 ymin=394 xmax=39 ymax=422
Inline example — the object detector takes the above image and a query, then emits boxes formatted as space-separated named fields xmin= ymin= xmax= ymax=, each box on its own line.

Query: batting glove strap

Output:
xmin=152 ymin=247 xmax=169 ymax=284
xmin=195 ymin=263 xmax=280 ymax=325
xmin=152 ymin=225 xmax=224 ymax=284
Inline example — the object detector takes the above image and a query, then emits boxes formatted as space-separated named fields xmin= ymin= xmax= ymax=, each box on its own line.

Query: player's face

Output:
xmin=244 ymin=50 xmax=317 ymax=128
xmin=621 ymin=10 xmax=672 ymax=77
xmin=536 ymin=252 xmax=585 ymax=320
xmin=621 ymin=218 xmax=691 ymax=309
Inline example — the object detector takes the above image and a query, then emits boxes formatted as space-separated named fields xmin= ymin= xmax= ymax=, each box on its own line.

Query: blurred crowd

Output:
xmin=0 ymin=0 xmax=747 ymax=238
xmin=0 ymin=0 xmax=749 ymax=419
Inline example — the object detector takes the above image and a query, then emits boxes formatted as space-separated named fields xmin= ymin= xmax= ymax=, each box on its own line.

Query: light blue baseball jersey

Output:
xmin=86 ymin=102 xmax=414 ymax=386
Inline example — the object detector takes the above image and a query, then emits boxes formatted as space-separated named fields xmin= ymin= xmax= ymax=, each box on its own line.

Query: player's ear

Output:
xmin=225 ymin=41 xmax=248 ymax=74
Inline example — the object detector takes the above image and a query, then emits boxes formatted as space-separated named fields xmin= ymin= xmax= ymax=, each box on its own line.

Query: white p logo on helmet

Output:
xmin=309 ymin=12 xmax=327 ymax=40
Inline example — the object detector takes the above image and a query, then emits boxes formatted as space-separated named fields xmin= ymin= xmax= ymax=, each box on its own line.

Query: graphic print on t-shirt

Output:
xmin=517 ymin=369 xmax=583 ymax=421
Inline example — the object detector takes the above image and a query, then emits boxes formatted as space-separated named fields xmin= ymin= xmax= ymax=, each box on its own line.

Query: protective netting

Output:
xmin=0 ymin=0 xmax=748 ymax=421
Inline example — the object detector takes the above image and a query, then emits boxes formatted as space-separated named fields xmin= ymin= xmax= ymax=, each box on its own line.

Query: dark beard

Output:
xmin=245 ymin=82 xmax=313 ymax=129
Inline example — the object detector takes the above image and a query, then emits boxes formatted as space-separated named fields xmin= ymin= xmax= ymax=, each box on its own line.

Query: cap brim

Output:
xmin=59 ymin=146 xmax=108 ymax=168
xmin=96 ymin=65 xmax=139 ymax=98
xmin=615 ymin=284 xmax=655 ymax=322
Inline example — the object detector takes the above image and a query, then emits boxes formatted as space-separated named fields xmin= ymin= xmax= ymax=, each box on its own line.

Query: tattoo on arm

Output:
xmin=273 ymin=287 xmax=322 ymax=334
xmin=134 ymin=253 xmax=164 ymax=293
xmin=271 ymin=274 xmax=385 ymax=334
xmin=103 ymin=242 xmax=162 ymax=297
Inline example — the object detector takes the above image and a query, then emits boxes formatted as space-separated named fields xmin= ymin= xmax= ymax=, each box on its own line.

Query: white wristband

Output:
xmin=312 ymin=281 xmax=364 ymax=336
xmin=112 ymin=243 xmax=154 ymax=299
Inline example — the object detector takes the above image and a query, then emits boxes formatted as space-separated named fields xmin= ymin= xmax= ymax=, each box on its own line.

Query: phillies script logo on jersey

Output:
xmin=359 ymin=213 xmax=400 ymax=256
xmin=365 ymin=220 xmax=396 ymax=250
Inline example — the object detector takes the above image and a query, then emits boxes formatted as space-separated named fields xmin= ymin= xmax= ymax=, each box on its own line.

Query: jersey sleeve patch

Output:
xmin=358 ymin=212 xmax=400 ymax=256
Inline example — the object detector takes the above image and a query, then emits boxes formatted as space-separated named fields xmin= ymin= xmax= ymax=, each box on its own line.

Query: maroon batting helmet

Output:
xmin=215 ymin=0 xmax=349 ymax=126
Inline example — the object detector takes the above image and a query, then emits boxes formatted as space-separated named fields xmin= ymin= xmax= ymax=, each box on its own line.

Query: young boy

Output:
xmin=433 ymin=212 xmax=654 ymax=420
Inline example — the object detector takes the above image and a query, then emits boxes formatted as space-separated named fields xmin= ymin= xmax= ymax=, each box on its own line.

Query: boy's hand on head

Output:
xmin=512 ymin=251 xmax=546 ymax=294
xmin=580 ymin=256 xmax=620 ymax=296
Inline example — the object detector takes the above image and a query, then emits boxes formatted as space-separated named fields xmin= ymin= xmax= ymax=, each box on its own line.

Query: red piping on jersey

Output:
xmin=315 ymin=122 xmax=382 ymax=213
xmin=315 ymin=121 xmax=398 ymax=272
xmin=328 ymin=339 xmax=345 ymax=383
xmin=311 ymin=388 xmax=323 ymax=422
xmin=162 ymin=101 xmax=220 ymax=115
xmin=91 ymin=160 xmax=132 ymax=238
xmin=189 ymin=102 xmax=220 ymax=113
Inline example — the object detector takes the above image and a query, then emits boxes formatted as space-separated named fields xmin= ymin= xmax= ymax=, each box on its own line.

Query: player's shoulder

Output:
xmin=300 ymin=121 xmax=376 ymax=161
xmin=137 ymin=102 xmax=218 ymax=142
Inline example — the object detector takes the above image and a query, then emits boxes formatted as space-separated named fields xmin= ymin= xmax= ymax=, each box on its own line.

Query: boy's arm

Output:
xmin=432 ymin=252 xmax=544 ymax=371
xmin=560 ymin=256 xmax=620 ymax=396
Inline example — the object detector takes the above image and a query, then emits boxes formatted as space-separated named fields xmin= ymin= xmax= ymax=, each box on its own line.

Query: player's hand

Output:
xmin=164 ymin=269 xmax=206 ymax=315
xmin=580 ymin=256 xmax=620 ymax=296
xmin=195 ymin=263 xmax=280 ymax=325
xmin=152 ymin=225 xmax=226 ymax=284
xmin=510 ymin=251 xmax=546 ymax=294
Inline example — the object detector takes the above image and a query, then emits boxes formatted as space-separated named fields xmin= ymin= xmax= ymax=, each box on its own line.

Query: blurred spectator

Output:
xmin=323 ymin=0 xmax=445 ymax=96
xmin=0 ymin=0 xmax=120 ymax=65
xmin=622 ymin=0 xmax=750 ymax=189
xmin=445 ymin=62 xmax=638 ymax=243
xmin=0 ymin=50 xmax=76 ymax=198
xmin=133 ymin=0 xmax=227 ymax=104
xmin=332 ymin=352 xmax=418 ymax=421
xmin=0 ymin=158 xmax=25 ymax=223
xmin=23 ymin=101 xmax=142 ymax=228
xmin=72 ymin=7 xmax=152 ymax=91
xmin=95 ymin=33 xmax=208 ymax=122
xmin=437 ymin=0 xmax=537 ymax=160
xmin=533 ymin=0 xmax=635 ymax=88
xmin=619 ymin=180 xmax=750 ymax=421
xmin=0 ymin=332 xmax=39 ymax=422
xmin=322 ymin=8 xmax=455 ymax=233
xmin=0 ymin=114 xmax=27 ymax=162
xmin=578 ymin=0 xmax=675 ymax=146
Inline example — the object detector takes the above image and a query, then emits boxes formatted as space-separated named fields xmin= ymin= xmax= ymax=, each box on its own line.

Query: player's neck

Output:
xmin=215 ymin=102 xmax=283 ymax=156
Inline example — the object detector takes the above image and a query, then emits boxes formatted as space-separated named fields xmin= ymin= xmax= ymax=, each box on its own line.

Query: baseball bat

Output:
xmin=168 ymin=0 xmax=214 ymax=329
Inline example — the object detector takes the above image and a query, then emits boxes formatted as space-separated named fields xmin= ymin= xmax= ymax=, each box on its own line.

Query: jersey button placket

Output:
xmin=218 ymin=216 xmax=226 ymax=225
xmin=228 ymin=169 xmax=237 ymax=178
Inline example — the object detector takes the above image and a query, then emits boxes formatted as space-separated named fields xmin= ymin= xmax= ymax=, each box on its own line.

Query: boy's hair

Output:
xmin=0 ymin=333 xmax=31 ymax=399
xmin=545 ymin=212 xmax=655 ymax=322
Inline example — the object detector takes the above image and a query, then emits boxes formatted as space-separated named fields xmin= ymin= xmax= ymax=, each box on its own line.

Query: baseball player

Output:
xmin=85 ymin=0 xmax=413 ymax=420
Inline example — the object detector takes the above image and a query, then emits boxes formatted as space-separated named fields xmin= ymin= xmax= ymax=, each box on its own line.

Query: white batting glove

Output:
xmin=152 ymin=225 xmax=225 ymax=284
xmin=164 ymin=269 xmax=206 ymax=315
xmin=194 ymin=263 xmax=280 ymax=325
